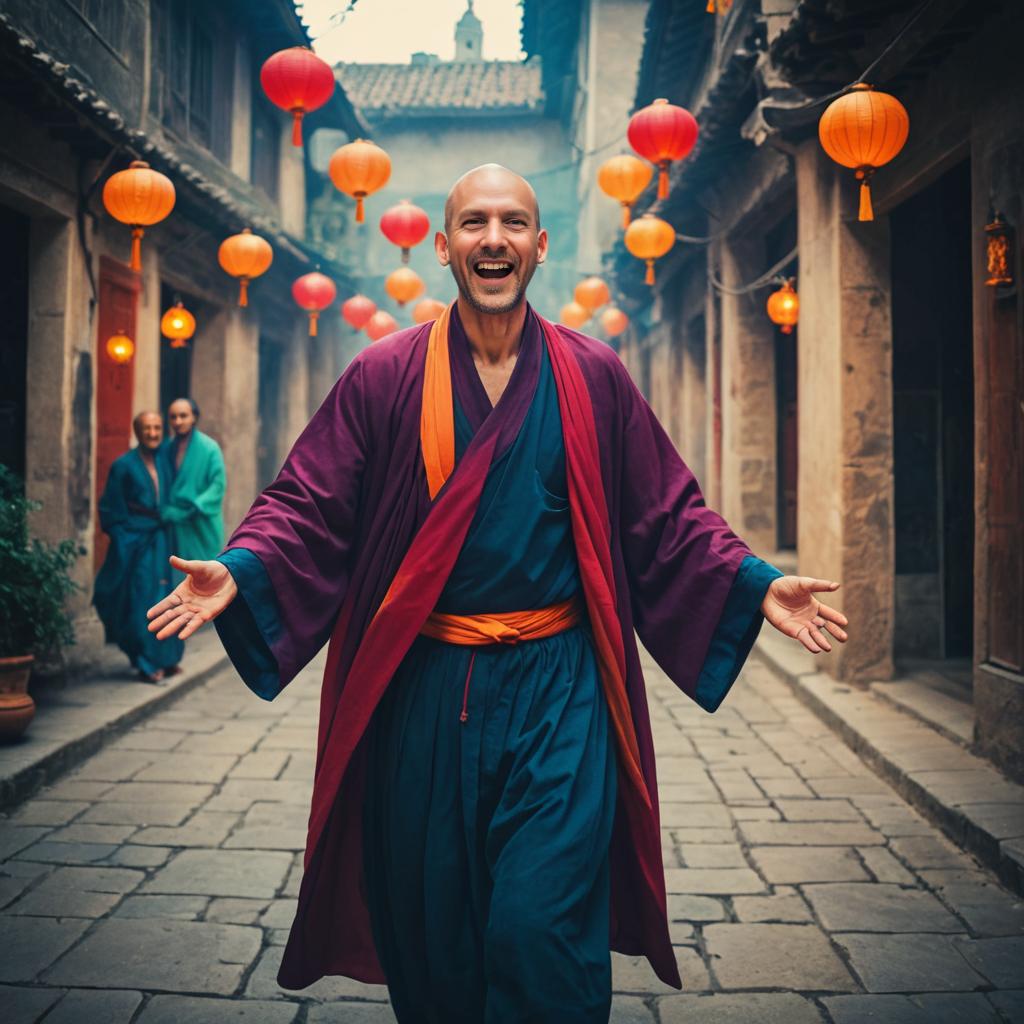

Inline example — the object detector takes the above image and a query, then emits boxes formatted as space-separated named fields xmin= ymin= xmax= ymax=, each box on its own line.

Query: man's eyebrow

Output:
xmin=456 ymin=207 xmax=533 ymax=221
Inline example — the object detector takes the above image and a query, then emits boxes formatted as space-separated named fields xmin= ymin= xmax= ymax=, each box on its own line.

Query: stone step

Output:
xmin=753 ymin=629 xmax=1024 ymax=897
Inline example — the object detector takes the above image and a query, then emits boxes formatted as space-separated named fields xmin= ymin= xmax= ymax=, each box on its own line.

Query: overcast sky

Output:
xmin=296 ymin=1 xmax=526 ymax=65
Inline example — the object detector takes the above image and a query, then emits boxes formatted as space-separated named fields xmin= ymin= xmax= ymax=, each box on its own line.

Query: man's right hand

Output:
xmin=147 ymin=556 xmax=238 ymax=640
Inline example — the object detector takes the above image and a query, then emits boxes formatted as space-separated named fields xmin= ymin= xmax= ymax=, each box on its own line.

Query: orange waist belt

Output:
xmin=420 ymin=596 xmax=583 ymax=646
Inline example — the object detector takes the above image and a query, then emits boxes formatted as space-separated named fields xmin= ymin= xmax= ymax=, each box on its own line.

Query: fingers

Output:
xmin=814 ymin=616 xmax=849 ymax=643
xmin=170 ymin=555 xmax=206 ymax=575
xmin=154 ymin=606 xmax=204 ymax=641
xmin=177 ymin=609 xmax=208 ymax=641
xmin=796 ymin=626 xmax=822 ymax=654
xmin=803 ymin=577 xmax=841 ymax=593
xmin=147 ymin=591 xmax=183 ymax=622
xmin=149 ymin=604 xmax=186 ymax=635
xmin=808 ymin=625 xmax=833 ymax=652
xmin=817 ymin=602 xmax=849 ymax=628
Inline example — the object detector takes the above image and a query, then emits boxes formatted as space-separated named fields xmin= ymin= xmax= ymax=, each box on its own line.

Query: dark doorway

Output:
xmin=891 ymin=160 xmax=974 ymax=672
xmin=0 ymin=205 xmax=30 ymax=478
xmin=159 ymin=283 xmax=195 ymax=420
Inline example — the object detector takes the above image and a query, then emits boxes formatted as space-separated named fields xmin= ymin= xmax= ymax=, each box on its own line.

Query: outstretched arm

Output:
xmin=147 ymin=556 xmax=238 ymax=640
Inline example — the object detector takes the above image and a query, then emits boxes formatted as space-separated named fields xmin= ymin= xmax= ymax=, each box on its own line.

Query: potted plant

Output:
xmin=0 ymin=465 xmax=82 ymax=740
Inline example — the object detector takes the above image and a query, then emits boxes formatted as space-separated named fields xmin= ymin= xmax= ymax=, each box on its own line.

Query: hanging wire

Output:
xmin=708 ymin=245 xmax=798 ymax=295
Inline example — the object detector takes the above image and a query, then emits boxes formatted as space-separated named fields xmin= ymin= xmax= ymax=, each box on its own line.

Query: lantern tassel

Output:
xmin=238 ymin=278 xmax=249 ymax=308
xmin=291 ymin=110 xmax=303 ymax=147
xmin=645 ymin=259 xmax=655 ymax=286
xmin=706 ymin=0 xmax=715 ymax=12
xmin=858 ymin=175 xmax=874 ymax=222
xmin=355 ymin=195 xmax=365 ymax=223
xmin=130 ymin=227 xmax=143 ymax=272
xmin=309 ymin=311 xmax=319 ymax=337
xmin=658 ymin=164 xmax=669 ymax=200
xmin=782 ymin=324 xmax=793 ymax=335
xmin=622 ymin=204 xmax=631 ymax=229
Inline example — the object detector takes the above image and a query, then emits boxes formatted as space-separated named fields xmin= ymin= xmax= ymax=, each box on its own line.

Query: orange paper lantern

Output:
xmin=597 ymin=155 xmax=653 ymax=228
xmin=161 ymin=301 xmax=196 ymax=342
xmin=102 ymin=160 xmax=176 ymax=271
xmin=766 ymin=279 xmax=799 ymax=334
xmin=574 ymin=276 xmax=611 ymax=311
xmin=412 ymin=298 xmax=447 ymax=324
xmin=292 ymin=271 xmax=337 ymax=337
xmin=342 ymin=294 xmax=377 ymax=330
xmin=365 ymin=310 xmax=399 ymax=342
xmin=259 ymin=47 xmax=336 ymax=147
xmin=385 ymin=267 xmax=425 ymax=307
xmin=818 ymin=83 xmax=909 ymax=222
xmin=105 ymin=333 xmax=135 ymax=364
xmin=624 ymin=213 xmax=676 ymax=285
xmin=559 ymin=301 xmax=591 ymax=329
xmin=380 ymin=200 xmax=431 ymax=264
xmin=218 ymin=228 xmax=273 ymax=306
xmin=329 ymin=140 xmax=392 ymax=223
xmin=627 ymin=99 xmax=698 ymax=200
xmin=600 ymin=307 xmax=629 ymax=338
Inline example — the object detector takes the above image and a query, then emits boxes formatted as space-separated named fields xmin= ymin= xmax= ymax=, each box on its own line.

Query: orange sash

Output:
xmin=420 ymin=597 xmax=582 ymax=646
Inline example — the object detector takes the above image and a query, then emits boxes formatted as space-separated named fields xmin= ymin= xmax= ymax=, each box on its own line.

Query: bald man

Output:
xmin=148 ymin=165 xmax=849 ymax=1021
xmin=94 ymin=411 xmax=183 ymax=682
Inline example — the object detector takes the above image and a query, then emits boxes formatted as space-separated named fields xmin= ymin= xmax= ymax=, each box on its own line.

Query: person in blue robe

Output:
xmin=206 ymin=311 xmax=781 ymax=1021
xmin=94 ymin=411 xmax=184 ymax=682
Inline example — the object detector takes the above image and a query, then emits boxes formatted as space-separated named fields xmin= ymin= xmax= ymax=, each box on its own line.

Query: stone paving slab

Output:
xmin=3 ymin=649 xmax=1024 ymax=1021
xmin=754 ymin=630 xmax=1024 ymax=894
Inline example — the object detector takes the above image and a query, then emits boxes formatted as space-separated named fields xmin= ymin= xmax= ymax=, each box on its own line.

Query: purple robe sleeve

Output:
xmin=220 ymin=356 xmax=370 ymax=689
xmin=615 ymin=365 xmax=770 ymax=710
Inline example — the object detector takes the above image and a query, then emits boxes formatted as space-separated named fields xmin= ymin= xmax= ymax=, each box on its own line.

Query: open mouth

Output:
xmin=473 ymin=260 xmax=514 ymax=281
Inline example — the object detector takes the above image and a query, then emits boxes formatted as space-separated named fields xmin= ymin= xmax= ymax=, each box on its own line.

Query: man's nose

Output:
xmin=482 ymin=217 xmax=505 ymax=250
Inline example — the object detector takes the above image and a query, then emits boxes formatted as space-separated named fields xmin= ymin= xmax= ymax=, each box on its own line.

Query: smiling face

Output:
xmin=168 ymin=399 xmax=196 ymax=438
xmin=437 ymin=165 xmax=548 ymax=315
xmin=133 ymin=412 xmax=163 ymax=450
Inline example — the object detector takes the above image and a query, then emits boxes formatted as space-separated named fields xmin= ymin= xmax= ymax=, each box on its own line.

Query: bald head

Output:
xmin=444 ymin=164 xmax=540 ymax=234
xmin=133 ymin=410 xmax=163 ymax=450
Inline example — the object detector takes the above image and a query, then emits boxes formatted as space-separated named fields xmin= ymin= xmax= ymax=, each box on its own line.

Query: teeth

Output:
xmin=477 ymin=262 xmax=511 ymax=270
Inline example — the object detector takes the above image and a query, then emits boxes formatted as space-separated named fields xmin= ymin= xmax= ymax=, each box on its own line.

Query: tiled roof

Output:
xmin=335 ymin=60 xmax=544 ymax=120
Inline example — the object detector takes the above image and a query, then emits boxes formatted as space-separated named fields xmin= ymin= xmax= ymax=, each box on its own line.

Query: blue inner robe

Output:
xmin=93 ymin=449 xmax=184 ymax=675
xmin=214 ymin=342 xmax=782 ymax=1021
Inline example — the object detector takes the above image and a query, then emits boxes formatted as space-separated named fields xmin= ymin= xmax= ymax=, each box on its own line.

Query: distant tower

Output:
xmin=454 ymin=1 xmax=483 ymax=63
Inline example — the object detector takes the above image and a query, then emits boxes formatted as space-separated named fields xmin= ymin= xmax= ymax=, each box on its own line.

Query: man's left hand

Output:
xmin=761 ymin=576 xmax=849 ymax=654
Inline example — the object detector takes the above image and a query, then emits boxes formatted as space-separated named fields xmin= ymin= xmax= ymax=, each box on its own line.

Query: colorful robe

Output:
xmin=159 ymin=428 xmax=226 ymax=563
xmin=215 ymin=305 xmax=780 ymax=990
xmin=94 ymin=448 xmax=184 ymax=675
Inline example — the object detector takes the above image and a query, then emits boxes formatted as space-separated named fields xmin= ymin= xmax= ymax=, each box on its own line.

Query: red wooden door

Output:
xmin=94 ymin=256 xmax=140 ymax=570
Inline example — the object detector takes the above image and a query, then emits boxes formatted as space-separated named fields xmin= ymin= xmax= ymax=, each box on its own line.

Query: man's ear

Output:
xmin=434 ymin=230 xmax=450 ymax=267
xmin=536 ymin=227 xmax=549 ymax=265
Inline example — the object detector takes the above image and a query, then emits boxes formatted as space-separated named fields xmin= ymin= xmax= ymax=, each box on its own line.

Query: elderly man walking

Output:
xmin=148 ymin=165 xmax=849 ymax=1023
xmin=94 ymin=411 xmax=183 ymax=682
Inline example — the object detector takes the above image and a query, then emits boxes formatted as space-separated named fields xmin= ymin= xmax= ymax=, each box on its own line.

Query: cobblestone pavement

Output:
xmin=2 ymin=645 xmax=1024 ymax=1023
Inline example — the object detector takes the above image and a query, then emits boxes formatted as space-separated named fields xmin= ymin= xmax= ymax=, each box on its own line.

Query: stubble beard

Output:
xmin=451 ymin=259 xmax=535 ymax=316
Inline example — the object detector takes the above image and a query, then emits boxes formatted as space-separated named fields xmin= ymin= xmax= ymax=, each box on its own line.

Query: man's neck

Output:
xmin=138 ymin=447 xmax=156 ymax=464
xmin=456 ymin=296 xmax=526 ymax=366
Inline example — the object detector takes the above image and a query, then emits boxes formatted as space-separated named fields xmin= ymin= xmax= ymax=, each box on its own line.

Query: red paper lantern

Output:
xmin=575 ymin=276 xmax=611 ymax=311
xmin=161 ymin=301 xmax=196 ymax=342
xmin=628 ymin=98 xmax=698 ymax=200
xmin=105 ymin=333 xmax=135 ymax=364
xmin=379 ymin=200 xmax=431 ymax=264
xmin=766 ymin=279 xmax=799 ymax=334
xmin=342 ymin=294 xmax=377 ymax=330
xmin=292 ymin=271 xmax=336 ymax=336
xmin=365 ymin=310 xmax=399 ymax=342
xmin=559 ymin=302 xmax=590 ymax=329
xmin=260 ymin=46 xmax=336 ymax=147
xmin=412 ymin=298 xmax=447 ymax=324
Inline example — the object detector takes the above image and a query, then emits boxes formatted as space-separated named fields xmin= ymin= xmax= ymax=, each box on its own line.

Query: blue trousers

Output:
xmin=364 ymin=626 xmax=617 ymax=1023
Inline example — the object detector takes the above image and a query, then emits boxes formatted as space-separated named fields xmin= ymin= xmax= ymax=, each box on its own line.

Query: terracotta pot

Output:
xmin=0 ymin=655 xmax=35 ymax=741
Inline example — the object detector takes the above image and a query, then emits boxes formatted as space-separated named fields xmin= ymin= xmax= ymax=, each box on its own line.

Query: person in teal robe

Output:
xmin=94 ymin=411 xmax=184 ymax=681
xmin=159 ymin=398 xmax=226 ymax=564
